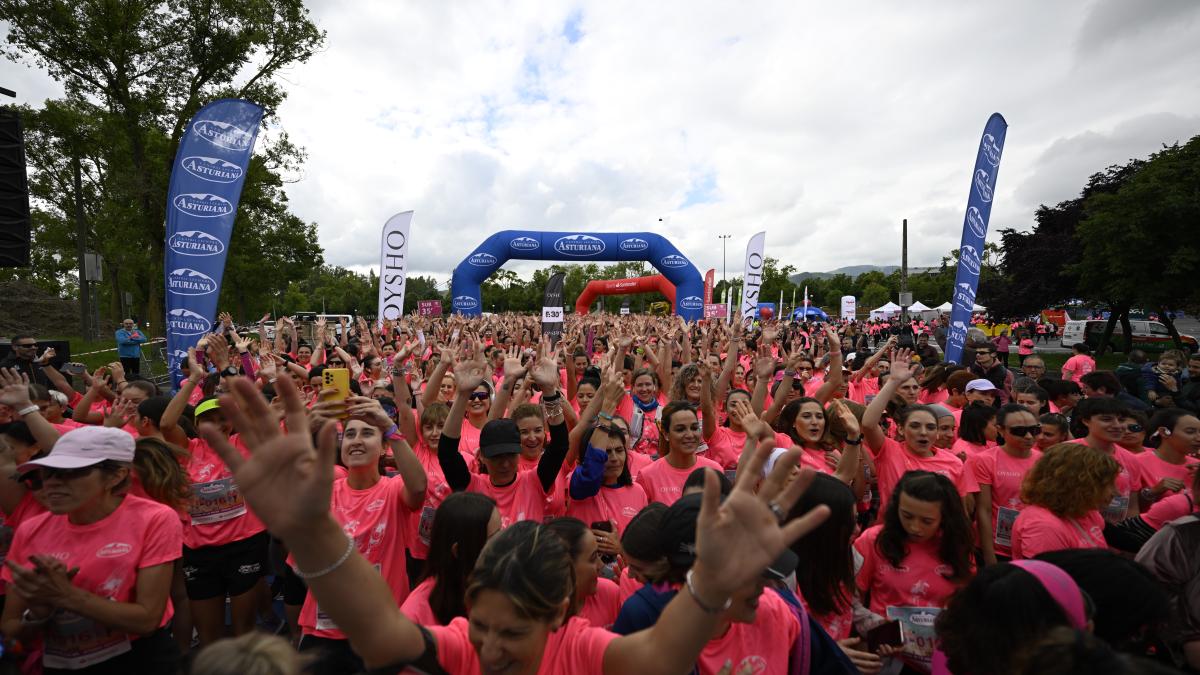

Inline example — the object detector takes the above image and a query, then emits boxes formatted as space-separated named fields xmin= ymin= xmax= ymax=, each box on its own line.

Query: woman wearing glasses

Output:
xmin=1 ymin=426 xmax=183 ymax=674
xmin=965 ymin=404 xmax=1043 ymax=566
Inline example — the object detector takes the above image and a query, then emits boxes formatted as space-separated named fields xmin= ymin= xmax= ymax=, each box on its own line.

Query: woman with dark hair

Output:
xmin=1137 ymin=408 xmax=1199 ymax=508
xmin=568 ymin=370 xmax=648 ymax=537
xmin=1011 ymin=443 xmax=1119 ymax=559
xmin=1071 ymin=396 xmax=1146 ymax=523
xmin=200 ymin=374 xmax=830 ymax=675
xmin=788 ymin=473 xmax=881 ymax=673
xmin=934 ymin=560 xmax=1092 ymax=675
xmin=616 ymin=502 xmax=670 ymax=599
xmin=855 ymin=471 xmax=974 ymax=671
xmin=952 ymin=403 xmax=997 ymax=460
xmin=967 ymin=404 xmax=1043 ymax=565
xmin=616 ymin=368 xmax=667 ymax=457
xmin=400 ymin=492 xmax=500 ymax=626
xmin=635 ymin=400 xmax=722 ymax=506
xmin=546 ymin=517 xmax=621 ymax=629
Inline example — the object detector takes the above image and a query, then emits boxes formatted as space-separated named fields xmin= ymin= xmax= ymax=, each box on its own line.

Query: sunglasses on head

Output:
xmin=1007 ymin=424 xmax=1042 ymax=437
xmin=468 ymin=391 xmax=490 ymax=401
xmin=17 ymin=465 xmax=99 ymax=491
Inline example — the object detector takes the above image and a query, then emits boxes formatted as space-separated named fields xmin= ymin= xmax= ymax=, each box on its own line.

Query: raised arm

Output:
xmin=851 ymin=337 xmax=895 ymax=383
xmin=529 ymin=339 xmax=569 ymax=493
xmin=861 ymin=348 xmax=913 ymax=454
xmin=438 ymin=347 xmax=487 ymax=492
xmin=0 ymin=369 xmax=61 ymax=453
xmin=699 ymin=362 xmax=718 ymax=442
xmin=812 ymin=326 xmax=845 ymax=405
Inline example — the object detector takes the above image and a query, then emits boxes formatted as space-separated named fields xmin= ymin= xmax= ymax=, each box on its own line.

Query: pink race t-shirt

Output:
xmin=965 ymin=447 xmax=1041 ymax=557
xmin=300 ymin=475 xmax=416 ymax=639
xmin=1061 ymin=354 xmax=1095 ymax=383
xmin=578 ymin=577 xmax=622 ymax=629
xmin=1010 ymin=505 xmax=1106 ymax=560
xmin=399 ymin=577 xmax=442 ymax=626
xmin=1067 ymin=439 xmax=1150 ymax=522
xmin=854 ymin=525 xmax=963 ymax=619
xmin=459 ymin=419 xmax=484 ymax=457
xmin=917 ymin=388 xmax=949 ymax=405
xmin=705 ymin=427 xmax=794 ymax=471
xmin=2 ymin=495 xmax=183 ymax=671
xmin=625 ymin=450 xmax=653 ymax=480
xmin=797 ymin=590 xmax=854 ymax=642
xmin=566 ymin=483 xmax=648 ymax=536
xmin=1141 ymin=490 xmax=1196 ymax=530
xmin=949 ymin=438 xmax=992 ymax=460
xmin=466 ymin=470 xmax=548 ymax=528
xmin=183 ymin=436 xmax=266 ymax=549
xmin=430 ymin=615 xmax=617 ymax=675
xmin=0 ymin=491 xmax=47 ymax=595
xmin=696 ymin=589 xmax=800 ymax=675
xmin=409 ymin=440 xmax=471 ymax=560
xmin=636 ymin=455 xmax=723 ymax=506
xmin=1136 ymin=451 xmax=1198 ymax=487
xmin=869 ymin=437 xmax=970 ymax=513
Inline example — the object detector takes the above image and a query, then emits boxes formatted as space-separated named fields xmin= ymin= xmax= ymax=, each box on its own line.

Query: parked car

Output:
xmin=1060 ymin=320 xmax=1198 ymax=353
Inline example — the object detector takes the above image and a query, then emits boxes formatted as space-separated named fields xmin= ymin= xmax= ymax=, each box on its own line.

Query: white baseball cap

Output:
xmin=18 ymin=426 xmax=135 ymax=473
xmin=965 ymin=379 xmax=998 ymax=393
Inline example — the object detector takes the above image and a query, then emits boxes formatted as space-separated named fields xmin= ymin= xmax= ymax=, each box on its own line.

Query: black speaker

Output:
xmin=0 ymin=107 xmax=32 ymax=268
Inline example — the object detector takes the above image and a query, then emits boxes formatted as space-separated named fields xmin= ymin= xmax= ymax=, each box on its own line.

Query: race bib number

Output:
xmin=994 ymin=506 xmax=1019 ymax=548
xmin=189 ymin=477 xmax=248 ymax=525
xmin=418 ymin=505 xmax=437 ymax=547
xmin=45 ymin=610 xmax=132 ymax=670
xmin=887 ymin=606 xmax=942 ymax=673
xmin=1103 ymin=492 xmax=1130 ymax=523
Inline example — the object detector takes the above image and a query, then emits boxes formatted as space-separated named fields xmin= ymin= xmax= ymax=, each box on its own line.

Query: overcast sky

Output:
xmin=6 ymin=0 xmax=1200 ymax=284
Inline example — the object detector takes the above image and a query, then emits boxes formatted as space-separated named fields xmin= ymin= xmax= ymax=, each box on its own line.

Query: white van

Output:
xmin=1060 ymin=320 xmax=1198 ymax=353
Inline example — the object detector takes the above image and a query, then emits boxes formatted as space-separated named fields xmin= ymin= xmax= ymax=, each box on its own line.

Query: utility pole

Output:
xmin=900 ymin=218 xmax=911 ymax=337
xmin=73 ymin=156 xmax=91 ymax=339
xmin=718 ymin=234 xmax=731 ymax=308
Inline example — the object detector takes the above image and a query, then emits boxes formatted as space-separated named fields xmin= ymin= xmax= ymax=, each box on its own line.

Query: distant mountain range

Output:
xmin=789 ymin=265 xmax=939 ymax=284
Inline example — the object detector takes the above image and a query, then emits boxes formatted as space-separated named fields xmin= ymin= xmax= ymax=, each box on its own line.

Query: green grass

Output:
xmin=1034 ymin=352 xmax=1125 ymax=373
xmin=42 ymin=335 xmax=168 ymax=372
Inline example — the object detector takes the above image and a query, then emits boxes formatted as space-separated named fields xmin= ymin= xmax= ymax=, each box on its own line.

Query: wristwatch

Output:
xmin=221 ymin=366 xmax=239 ymax=377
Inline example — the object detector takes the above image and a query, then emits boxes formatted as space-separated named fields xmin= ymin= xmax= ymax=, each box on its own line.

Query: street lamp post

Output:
xmin=718 ymin=234 xmax=731 ymax=301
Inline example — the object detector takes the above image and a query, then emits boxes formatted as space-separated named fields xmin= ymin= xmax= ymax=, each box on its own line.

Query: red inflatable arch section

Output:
xmin=575 ymin=275 xmax=676 ymax=314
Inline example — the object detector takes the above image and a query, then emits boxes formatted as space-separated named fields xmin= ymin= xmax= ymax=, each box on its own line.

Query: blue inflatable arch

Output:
xmin=451 ymin=231 xmax=705 ymax=321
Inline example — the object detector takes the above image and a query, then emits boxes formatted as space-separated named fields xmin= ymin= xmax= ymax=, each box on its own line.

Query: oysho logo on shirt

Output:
xmin=192 ymin=119 xmax=254 ymax=151
xmin=181 ymin=156 xmax=244 ymax=183
xmin=553 ymin=234 xmax=605 ymax=257
xmin=96 ymin=542 xmax=133 ymax=559
xmin=173 ymin=193 xmax=234 ymax=218
xmin=167 ymin=268 xmax=218 ymax=296
xmin=168 ymin=230 xmax=225 ymax=257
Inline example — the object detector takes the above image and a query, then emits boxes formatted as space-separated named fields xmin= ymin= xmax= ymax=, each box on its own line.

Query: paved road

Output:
xmin=1031 ymin=315 xmax=1200 ymax=354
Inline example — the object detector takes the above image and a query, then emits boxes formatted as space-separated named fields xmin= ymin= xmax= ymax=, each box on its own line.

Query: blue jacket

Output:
xmin=115 ymin=328 xmax=147 ymax=358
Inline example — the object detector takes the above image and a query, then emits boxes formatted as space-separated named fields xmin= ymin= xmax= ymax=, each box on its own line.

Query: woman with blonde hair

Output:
xmin=1010 ymin=443 xmax=1120 ymax=559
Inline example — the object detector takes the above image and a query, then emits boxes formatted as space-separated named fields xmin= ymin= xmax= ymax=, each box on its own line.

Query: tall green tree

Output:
xmin=0 ymin=0 xmax=326 ymax=332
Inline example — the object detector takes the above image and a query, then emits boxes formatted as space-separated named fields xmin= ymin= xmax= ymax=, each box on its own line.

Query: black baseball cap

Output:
xmin=479 ymin=419 xmax=522 ymax=458
xmin=660 ymin=493 xmax=799 ymax=581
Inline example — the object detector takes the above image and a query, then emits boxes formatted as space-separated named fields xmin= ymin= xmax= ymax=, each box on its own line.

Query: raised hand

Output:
xmin=829 ymin=398 xmax=861 ymax=437
xmin=888 ymin=348 xmax=915 ymax=382
xmin=731 ymin=398 xmax=771 ymax=441
xmin=345 ymin=396 xmax=393 ymax=430
xmin=753 ymin=344 xmax=776 ymax=380
xmin=0 ymin=368 xmax=33 ymax=409
xmin=502 ymin=346 xmax=527 ymax=381
xmin=529 ymin=338 xmax=560 ymax=392
xmin=692 ymin=440 xmax=829 ymax=603
xmin=218 ymin=311 xmax=233 ymax=328
xmin=453 ymin=349 xmax=488 ymax=394
xmin=103 ymin=396 xmax=136 ymax=428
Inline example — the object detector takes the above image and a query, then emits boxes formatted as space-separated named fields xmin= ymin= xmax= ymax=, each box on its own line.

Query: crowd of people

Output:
xmin=0 ymin=310 xmax=1197 ymax=675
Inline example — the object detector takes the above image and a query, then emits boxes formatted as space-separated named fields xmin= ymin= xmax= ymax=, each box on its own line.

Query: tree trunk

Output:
xmin=1098 ymin=303 xmax=1122 ymax=356
xmin=1119 ymin=308 xmax=1134 ymax=354
xmin=1159 ymin=306 xmax=1184 ymax=350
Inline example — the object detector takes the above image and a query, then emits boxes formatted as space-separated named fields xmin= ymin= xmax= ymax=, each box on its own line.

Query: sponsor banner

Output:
xmin=417 ymin=300 xmax=442 ymax=317
xmin=945 ymin=113 xmax=1007 ymax=363
xmin=620 ymin=298 xmax=631 ymax=316
xmin=703 ymin=268 xmax=714 ymax=305
xmin=542 ymin=272 xmax=566 ymax=344
xmin=840 ymin=295 xmax=856 ymax=321
xmin=739 ymin=231 xmax=766 ymax=327
xmin=165 ymin=98 xmax=263 ymax=388
xmin=377 ymin=211 xmax=414 ymax=323
xmin=703 ymin=303 xmax=724 ymax=319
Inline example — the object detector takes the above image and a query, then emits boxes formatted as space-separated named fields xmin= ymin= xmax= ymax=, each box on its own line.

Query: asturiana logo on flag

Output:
xmin=167 ymin=308 xmax=212 ymax=336
xmin=679 ymin=295 xmax=703 ymax=311
xmin=966 ymin=206 xmax=987 ymax=239
xmin=452 ymin=295 xmax=479 ymax=311
xmin=959 ymin=246 xmax=982 ymax=277
xmin=980 ymin=134 xmax=1002 ymax=167
xmin=510 ymin=236 xmax=540 ymax=251
xmin=468 ymin=252 xmax=498 ymax=267
xmin=973 ymin=169 xmax=993 ymax=203
xmin=955 ymin=282 xmax=976 ymax=309
xmin=181 ymin=156 xmax=244 ymax=184
xmin=168 ymin=230 xmax=225 ymax=257
xmin=554 ymin=234 xmax=605 ymax=257
xmin=174 ymin=193 xmax=234 ymax=218
xmin=659 ymin=254 xmax=688 ymax=268
xmin=192 ymin=119 xmax=254 ymax=151
xmin=619 ymin=238 xmax=649 ymax=252
xmin=167 ymin=268 xmax=219 ymax=296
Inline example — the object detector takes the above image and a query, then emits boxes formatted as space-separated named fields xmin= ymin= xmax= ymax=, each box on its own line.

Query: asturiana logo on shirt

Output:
xmin=167 ymin=268 xmax=218 ymax=296
xmin=96 ymin=542 xmax=133 ymax=559
xmin=173 ymin=193 xmax=234 ymax=218
xmin=553 ymin=234 xmax=605 ymax=257
xmin=192 ymin=119 xmax=254 ymax=151
xmin=181 ymin=156 xmax=244 ymax=184
xmin=168 ymin=230 xmax=225 ymax=257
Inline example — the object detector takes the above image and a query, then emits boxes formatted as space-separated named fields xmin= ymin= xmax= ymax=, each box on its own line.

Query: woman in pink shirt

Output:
xmin=401 ymin=492 xmax=501 ymax=627
xmin=1138 ymin=408 xmax=1200 ymax=508
xmin=1 ymin=426 xmax=184 ymax=673
xmin=1010 ymin=443 xmax=1119 ymax=559
xmin=636 ymin=401 xmax=723 ymax=506
xmin=951 ymin=403 xmax=997 ymax=461
xmin=967 ymin=404 xmax=1043 ymax=565
xmin=546 ymin=517 xmax=622 ymax=629
xmin=1060 ymin=343 xmax=1096 ymax=384
xmin=201 ymin=374 xmax=833 ymax=675
xmin=855 ymin=471 xmax=974 ymax=672
xmin=297 ymin=400 xmax=427 ymax=674
xmin=568 ymin=378 xmax=649 ymax=539
xmin=618 ymin=368 xmax=668 ymax=458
